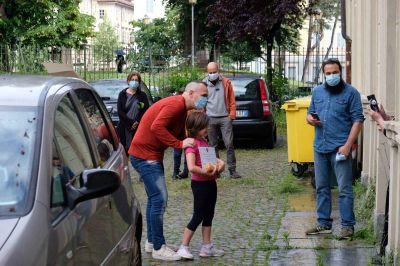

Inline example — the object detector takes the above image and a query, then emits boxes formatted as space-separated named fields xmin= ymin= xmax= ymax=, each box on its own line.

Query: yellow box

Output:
xmin=281 ymin=97 xmax=315 ymax=163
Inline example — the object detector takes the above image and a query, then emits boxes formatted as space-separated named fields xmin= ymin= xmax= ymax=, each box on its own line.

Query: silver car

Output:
xmin=0 ymin=75 xmax=142 ymax=265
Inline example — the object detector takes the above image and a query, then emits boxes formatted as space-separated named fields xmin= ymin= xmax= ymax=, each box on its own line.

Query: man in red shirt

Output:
xmin=128 ymin=81 xmax=208 ymax=261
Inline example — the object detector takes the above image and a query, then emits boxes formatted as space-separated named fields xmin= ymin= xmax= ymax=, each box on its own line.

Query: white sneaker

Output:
xmin=177 ymin=245 xmax=194 ymax=260
xmin=145 ymin=240 xmax=153 ymax=253
xmin=199 ymin=243 xmax=224 ymax=257
xmin=152 ymin=244 xmax=182 ymax=261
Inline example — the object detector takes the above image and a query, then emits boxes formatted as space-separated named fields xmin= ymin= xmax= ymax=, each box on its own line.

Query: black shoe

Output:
xmin=229 ymin=170 xmax=242 ymax=179
xmin=177 ymin=172 xmax=189 ymax=179
xmin=171 ymin=172 xmax=179 ymax=180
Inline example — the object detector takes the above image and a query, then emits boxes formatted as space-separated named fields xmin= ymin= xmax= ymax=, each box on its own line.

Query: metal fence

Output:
xmin=0 ymin=44 xmax=347 ymax=99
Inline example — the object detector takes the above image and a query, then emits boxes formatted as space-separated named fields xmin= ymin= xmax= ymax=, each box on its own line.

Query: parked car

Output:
xmin=227 ymin=74 xmax=277 ymax=148
xmin=89 ymin=79 xmax=157 ymax=127
xmin=0 ymin=75 xmax=142 ymax=265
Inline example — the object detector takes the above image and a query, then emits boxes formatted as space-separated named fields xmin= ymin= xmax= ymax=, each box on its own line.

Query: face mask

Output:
xmin=194 ymin=96 xmax=207 ymax=109
xmin=325 ymin=73 xmax=341 ymax=86
xmin=129 ymin=80 xmax=139 ymax=89
xmin=208 ymin=73 xmax=219 ymax=81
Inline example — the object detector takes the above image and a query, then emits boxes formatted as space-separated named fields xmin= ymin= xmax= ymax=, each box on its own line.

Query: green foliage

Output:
xmin=278 ymin=174 xmax=304 ymax=194
xmin=0 ymin=0 xmax=95 ymax=47
xmin=93 ymin=17 xmax=121 ymax=63
xmin=167 ymin=67 xmax=204 ymax=93
xmin=221 ymin=39 xmax=261 ymax=67
xmin=131 ymin=15 xmax=180 ymax=57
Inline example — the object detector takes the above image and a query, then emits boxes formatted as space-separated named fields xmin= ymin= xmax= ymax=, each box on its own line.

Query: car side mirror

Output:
xmin=66 ymin=169 xmax=121 ymax=210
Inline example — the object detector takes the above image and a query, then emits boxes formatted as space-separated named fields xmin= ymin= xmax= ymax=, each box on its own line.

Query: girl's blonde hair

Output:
xmin=186 ymin=112 xmax=209 ymax=138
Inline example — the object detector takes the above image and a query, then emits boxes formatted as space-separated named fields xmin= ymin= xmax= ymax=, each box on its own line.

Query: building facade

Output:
xmin=79 ymin=0 xmax=135 ymax=45
xmin=345 ymin=0 xmax=400 ymax=261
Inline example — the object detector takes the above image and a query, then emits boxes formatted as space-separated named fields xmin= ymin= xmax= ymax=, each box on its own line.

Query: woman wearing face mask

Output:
xmin=117 ymin=71 xmax=150 ymax=153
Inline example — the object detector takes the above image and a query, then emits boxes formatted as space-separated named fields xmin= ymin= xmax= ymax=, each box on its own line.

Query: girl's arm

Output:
xmin=216 ymin=158 xmax=225 ymax=173
xmin=186 ymin=152 xmax=217 ymax=177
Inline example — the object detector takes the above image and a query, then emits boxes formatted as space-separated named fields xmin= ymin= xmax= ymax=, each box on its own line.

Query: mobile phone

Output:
xmin=367 ymin=94 xmax=380 ymax=112
xmin=310 ymin=112 xmax=320 ymax=121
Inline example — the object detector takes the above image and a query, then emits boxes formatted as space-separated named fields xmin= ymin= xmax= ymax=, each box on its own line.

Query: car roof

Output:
xmin=0 ymin=74 xmax=84 ymax=107
xmin=223 ymin=74 xmax=263 ymax=80
xmin=89 ymin=78 xmax=126 ymax=84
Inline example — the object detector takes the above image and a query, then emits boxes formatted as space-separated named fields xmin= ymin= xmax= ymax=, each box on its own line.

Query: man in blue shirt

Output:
xmin=305 ymin=58 xmax=364 ymax=239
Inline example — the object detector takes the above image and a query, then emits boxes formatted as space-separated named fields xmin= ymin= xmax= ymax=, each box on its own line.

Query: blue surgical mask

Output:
xmin=129 ymin=80 xmax=140 ymax=89
xmin=194 ymin=96 xmax=207 ymax=109
xmin=325 ymin=73 xmax=341 ymax=86
xmin=208 ymin=73 xmax=219 ymax=82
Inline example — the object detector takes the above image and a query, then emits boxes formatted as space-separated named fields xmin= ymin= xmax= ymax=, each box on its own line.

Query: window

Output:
xmin=99 ymin=9 xmax=105 ymax=18
xmin=75 ymin=89 xmax=117 ymax=166
xmin=51 ymin=95 xmax=93 ymax=216
xmin=288 ymin=66 xmax=296 ymax=80
xmin=146 ymin=0 xmax=154 ymax=13
xmin=232 ymin=79 xmax=260 ymax=100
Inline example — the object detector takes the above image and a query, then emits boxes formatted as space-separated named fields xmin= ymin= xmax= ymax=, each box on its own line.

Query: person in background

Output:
xmin=305 ymin=58 xmax=364 ymax=239
xmin=203 ymin=62 xmax=241 ymax=178
xmin=117 ymin=71 xmax=149 ymax=153
xmin=177 ymin=112 xmax=225 ymax=260
xmin=129 ymin=81 xmax=208 ymax=261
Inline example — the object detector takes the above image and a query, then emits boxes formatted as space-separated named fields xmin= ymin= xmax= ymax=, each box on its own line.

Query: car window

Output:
xmin=75 ymin=89 xmax=116 ymax=166
xmin=0 ymin=107 xmax=38 ymax=216
xmin=54 ymin=95 xmax=93 ymax=189
xmin=231 ymin=79 xmax=260 ymax=100
xmin=50 ymin=141 xmax=75 ymax=217
xmin=91 ymin=81 xmax=125 ymax=100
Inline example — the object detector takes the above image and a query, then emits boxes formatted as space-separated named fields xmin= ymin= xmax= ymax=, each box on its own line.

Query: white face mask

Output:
xmin=208 ymin=73 xmax=219 ymax=81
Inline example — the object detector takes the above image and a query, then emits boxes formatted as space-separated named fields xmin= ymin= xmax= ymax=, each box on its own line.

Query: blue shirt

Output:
xmin=308 ymin=83 xmax=364 ymax=153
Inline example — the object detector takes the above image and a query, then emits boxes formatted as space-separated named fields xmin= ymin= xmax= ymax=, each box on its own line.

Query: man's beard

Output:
xmin=325 ymin=79 xmax=344 ymax=94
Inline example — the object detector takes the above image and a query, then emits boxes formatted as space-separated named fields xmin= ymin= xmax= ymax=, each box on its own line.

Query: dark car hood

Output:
xmin=0 ymin=218 xmax=19 ymax=249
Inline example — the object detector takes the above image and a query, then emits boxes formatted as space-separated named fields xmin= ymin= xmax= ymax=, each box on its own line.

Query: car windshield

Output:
xmin=91 ymin=81 xmax=127 ymax=100
xmin=0 ymin=107 xmax=38 ymax=217
xmin=231 ymin=79 xmax=260 ymax=100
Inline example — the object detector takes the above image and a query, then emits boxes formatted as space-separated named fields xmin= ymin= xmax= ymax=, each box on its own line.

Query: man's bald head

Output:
xmin=183 ymin=81 xmax=208 ymax=110
xmin=185 ymin=81 xmax=207 ymax=92
xmin=207 ymin=62 xmax=219 ymax=73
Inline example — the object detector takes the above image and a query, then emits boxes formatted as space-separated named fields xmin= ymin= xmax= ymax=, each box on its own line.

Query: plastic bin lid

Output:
xmin=281 ymin=96 xmax=312 ymax=111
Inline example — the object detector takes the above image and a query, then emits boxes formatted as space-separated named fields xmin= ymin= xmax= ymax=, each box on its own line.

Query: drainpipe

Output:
xmin=341 ymin=0 xmax=352 ymax=84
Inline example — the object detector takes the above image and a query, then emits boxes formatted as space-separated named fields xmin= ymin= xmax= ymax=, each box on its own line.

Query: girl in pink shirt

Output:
xmin=177 ymin=112 xmax=225 ymax=259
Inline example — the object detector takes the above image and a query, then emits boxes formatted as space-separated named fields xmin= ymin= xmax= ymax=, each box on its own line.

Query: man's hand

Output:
xmin=182 ymin=138 xmax=195 ymax=149
xmin=368 ymin=110 xmax=385 ymax=131
xmin=338 ymin=144 xmax=352 ymax=157
xmin=306 ymin=114 xmax=321 ymax=127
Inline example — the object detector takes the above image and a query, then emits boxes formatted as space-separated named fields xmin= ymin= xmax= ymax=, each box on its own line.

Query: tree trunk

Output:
xmin=323 ymin=11 xmax=339 ymax=60
xmin=302 ymin=16 xmax=314 ymax=83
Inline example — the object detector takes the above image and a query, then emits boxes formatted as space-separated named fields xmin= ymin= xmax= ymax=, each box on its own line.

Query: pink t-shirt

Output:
xmin=185 ymin=138 xmax=216 ymax=181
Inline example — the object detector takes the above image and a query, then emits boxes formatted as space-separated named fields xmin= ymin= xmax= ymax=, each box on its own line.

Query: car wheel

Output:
xmin=129 ymin=215 xmax=142 ymax=266
xmin=265 ymin=126 xmax=276 ymax=149
xmin=291 ymin=163 xmax=308 ymax=177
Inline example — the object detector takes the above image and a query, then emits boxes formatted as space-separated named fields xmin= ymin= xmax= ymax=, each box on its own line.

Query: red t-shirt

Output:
xmin=128 ymin=96 xmax=187 ymax=161
xmin=185 ymin=138 xmax=216 ymax=181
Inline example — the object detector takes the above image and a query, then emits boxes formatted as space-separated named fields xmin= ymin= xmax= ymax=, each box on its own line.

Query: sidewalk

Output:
xmin=271 ymin=185 xmax=378 ymax=265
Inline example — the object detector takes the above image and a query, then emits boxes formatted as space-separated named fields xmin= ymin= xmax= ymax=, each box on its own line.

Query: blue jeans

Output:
xmin=173 ymin=148 xmax=188 ymax=175
xmin=130 ymin=156 xmax=167 ymax=250
xmin=314 ymin=151 xmax=355 ymax=228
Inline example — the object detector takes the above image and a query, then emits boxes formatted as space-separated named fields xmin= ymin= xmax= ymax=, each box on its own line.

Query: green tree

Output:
xmin=93 ymin=17 xmax=121 ymax=63
xmin=163 ymin=0 xmax=219 ymax=58
xmin=0 ymin=0 xmax=94 ymax=47
xmin=221 ymin=39 xmax=261 ymax=69
xmin=130 ymin=15 xmax=179 ymax=56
